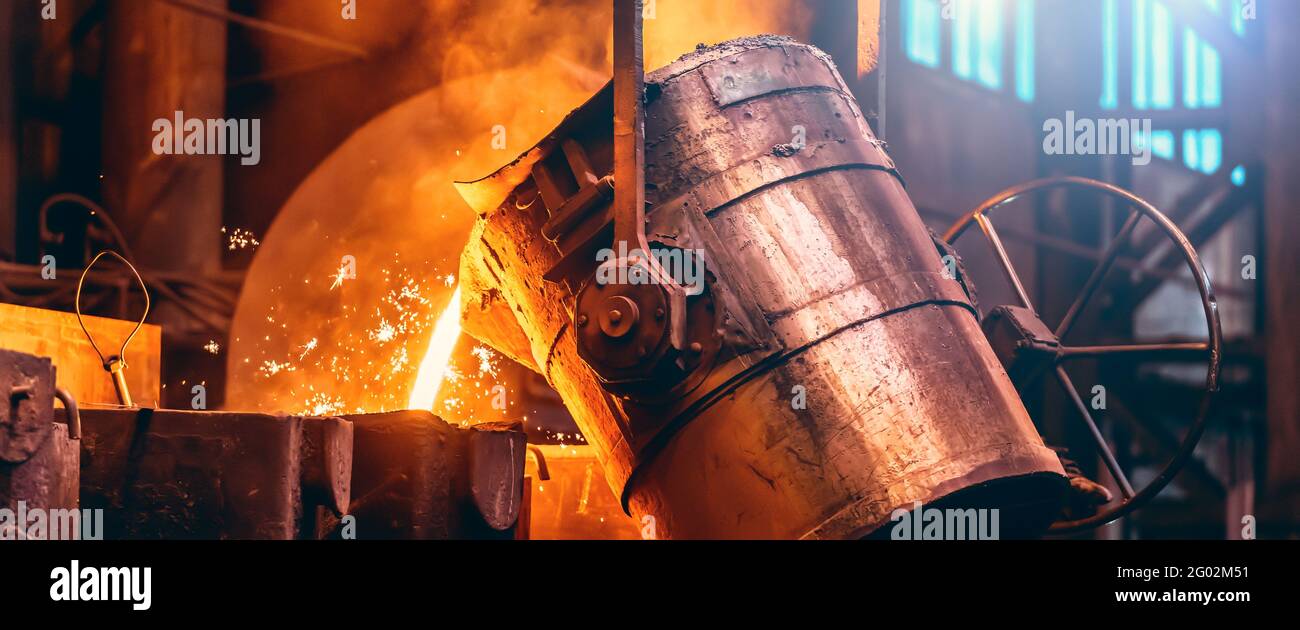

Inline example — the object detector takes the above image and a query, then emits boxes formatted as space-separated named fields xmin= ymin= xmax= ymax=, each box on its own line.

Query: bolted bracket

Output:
xmin=981 ymin=304 xmax=1061 ymax=387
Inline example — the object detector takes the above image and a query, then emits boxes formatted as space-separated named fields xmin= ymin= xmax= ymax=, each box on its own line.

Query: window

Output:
xmin=1183 ymin=28 xmax=1200 ymax=108
xmin=1133 ymin=0 xmax=1174 ymax=110
xmin=903 ymin=0 xmax=941 ymax=68
xmin=1134 ymin=128 xmax=1175 ymax=161
xmin=1182 ymin=129 xmax=1222 ymax=174
xmin=952 ymin=0 xmax=1002 ymax=89
xmin=901 ymin=0 xmax=1035 ymax=102
xmin=1015 ymin=0 xmax=1034 ymax=102
xmin=1231 ymin=4 xmax=1246 ymax=36
xmin=1105 ymin=1 xmax=1235 ymax=176
xmin=1101 ymin=0 xmax=1118 ymax=109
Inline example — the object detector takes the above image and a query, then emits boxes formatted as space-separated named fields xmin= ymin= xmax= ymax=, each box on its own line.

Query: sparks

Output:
xmin=298 ymin=337 xmax=318 ymax=359
xmin=330 ymin=264 xmax=349 ymax=290
xmin=370 ymin=319 xmax=397 ymax=343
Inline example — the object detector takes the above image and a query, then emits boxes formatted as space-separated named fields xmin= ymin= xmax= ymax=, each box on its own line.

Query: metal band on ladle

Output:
xmin=75 ymin=250 xmax=150 ymax=407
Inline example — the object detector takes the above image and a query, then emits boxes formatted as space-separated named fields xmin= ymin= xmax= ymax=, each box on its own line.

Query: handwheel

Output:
xmin=941 ymin=176 xmax=1223 ymax=534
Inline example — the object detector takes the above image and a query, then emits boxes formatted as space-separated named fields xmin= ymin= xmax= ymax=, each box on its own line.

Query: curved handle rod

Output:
xmin=76 ymin=250 xmax=150 ymax=407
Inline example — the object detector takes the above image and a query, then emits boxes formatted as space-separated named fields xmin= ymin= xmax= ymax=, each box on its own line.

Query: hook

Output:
xmin=76 ymin=250 xmax=149 ymax=407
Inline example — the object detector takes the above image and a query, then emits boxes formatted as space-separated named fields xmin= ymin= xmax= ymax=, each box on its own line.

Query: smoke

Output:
xmin=227 ymin=0 xmax=812 ymax=415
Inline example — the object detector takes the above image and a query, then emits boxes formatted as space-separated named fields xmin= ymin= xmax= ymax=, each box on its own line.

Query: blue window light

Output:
xmin=1201 ymin=41 xmax=1221 ymax=107
xmin=1184 ymin=29 xmax=1200 ymax=108
xmin=1150 ymin=1 xmax=1173 ymax=108
xmin=1152 ymin=130 xmax=1175 ymax=160
xmin=1199 ymin=128 xmax=1222 ymax=174
xmin=903 ymin=0 xmax=942 ymax=68
xmin=1183 ymin=129 xmax=1200 ymax=170
xmin=1231 ymin=165 xmax=1246 ymax=187
xmin=1015 ymin=0 xmax=1034 ymax=102
xmin=1133 ymin=0 xmax=1174 ymax=109
xmin=952 ymin=0 xmax=1003 ymax=90
xmin=1101 ymin=0 xmax=1118 ymax=108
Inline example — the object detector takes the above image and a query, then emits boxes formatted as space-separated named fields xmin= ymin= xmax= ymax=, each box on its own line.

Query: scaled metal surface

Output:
xmin=458 ymin=37 xmax=1066 ymax=539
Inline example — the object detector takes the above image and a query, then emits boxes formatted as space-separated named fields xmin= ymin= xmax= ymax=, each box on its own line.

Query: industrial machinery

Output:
xmin=1 ymin=348 xmax=81 ymax=531
xmin=455 ymin=1 xmax=1222 ymax=539
xmin=0 ymin=0 xmax=1225 ymax=542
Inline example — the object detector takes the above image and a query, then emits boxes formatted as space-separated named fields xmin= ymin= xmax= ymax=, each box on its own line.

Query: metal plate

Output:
xmin=0 ymin=349 xmax=55 ymax=464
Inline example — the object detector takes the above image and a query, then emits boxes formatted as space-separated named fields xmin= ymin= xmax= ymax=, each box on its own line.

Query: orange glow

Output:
xmin=227 ymin=1 xmax=816 ymax=416
xmin=407 ymin=287 xmax=463 ymax=411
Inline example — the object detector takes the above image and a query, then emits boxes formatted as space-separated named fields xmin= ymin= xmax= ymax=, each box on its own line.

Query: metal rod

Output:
xmin=157 ymin=0 xmax=369 ymax=59
xmin=918 ymin=207 xmax=1249 ymax=299
xmin=1055 ymin=365 xmax=1136 ymax=499
xmin=1058 ymin=342 xmax=1210 ymax=359
xmin=1056 ymin=210 xmax=1142 ymax=339
xmin=877 ymin=0 xmax=887 ymax=143
xmin=975 ymin=213 xmax=1035 ymax=312
xmin=612 ymin=0 xmax=649 ymax=254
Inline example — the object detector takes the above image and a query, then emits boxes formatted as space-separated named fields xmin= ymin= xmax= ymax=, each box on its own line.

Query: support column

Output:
xmin=101 ymin=0 xmax=226 ymax=275
xmin=1264 ymin=0 xmax=1300 ymax=524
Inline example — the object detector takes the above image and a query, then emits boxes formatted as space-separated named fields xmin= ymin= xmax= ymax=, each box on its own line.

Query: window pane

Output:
xmin=1151 ymin=1 xmax=1174 ymax=109
xmin=1183 ymin=129 xmax=1200 ymax=170
xmin=1152 ymin=130 xmax=1175 ymax=160
xmin=1199 ymin=128 xmax=1222 ymax=174
xmin=904 ymin=0 xmax=941 ymax=68
xmin=1201 ymin=42 xmax=1221 ymax=107
xmin=1183 ymin=28 xmax=1200 ymax=108
xmin=1133 ymin=0 xmax=1149 ymax=108
xmin=975 ymin=0 xmax=1003 ymax=90
xmin=1101 ymin=0 xmax=1118 ymax=108
xmin=1015 ymin=0 xmax=1034 ymax=102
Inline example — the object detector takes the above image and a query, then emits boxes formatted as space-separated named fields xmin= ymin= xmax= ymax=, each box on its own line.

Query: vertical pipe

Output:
xmin=1264 ymin=0 xmax=1300 ymax=516
xmin=612 ymin=0 xmax=647 ymax=254
xmin=0 ymin=3 xmax=14 ymax=260
xmin=100 ymin=0 xmax=226 ymax=275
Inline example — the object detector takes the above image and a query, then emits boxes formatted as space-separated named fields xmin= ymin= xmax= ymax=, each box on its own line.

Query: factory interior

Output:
xmin=0 ymin=0 xmax=1296 ymax=542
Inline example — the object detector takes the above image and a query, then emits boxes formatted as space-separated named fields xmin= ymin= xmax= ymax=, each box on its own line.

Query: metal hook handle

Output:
xmin=75 ymin=250 xmax=150 ymax=407
xmin=54 ymin=386 xmax=80 ymax=440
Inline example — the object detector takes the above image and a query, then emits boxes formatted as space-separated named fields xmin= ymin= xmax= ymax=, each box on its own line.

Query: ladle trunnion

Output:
xmin=456 ymin=36 xmax=1068 ymax=539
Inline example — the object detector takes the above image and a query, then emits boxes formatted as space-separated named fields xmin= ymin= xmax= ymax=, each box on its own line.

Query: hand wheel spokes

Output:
xmin=943 ymin=176 xmax=1223 ymax=535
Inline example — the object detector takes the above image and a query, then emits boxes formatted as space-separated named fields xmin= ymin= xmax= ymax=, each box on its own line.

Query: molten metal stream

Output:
xmin=407 ymin=287 xmax=463 ymax=411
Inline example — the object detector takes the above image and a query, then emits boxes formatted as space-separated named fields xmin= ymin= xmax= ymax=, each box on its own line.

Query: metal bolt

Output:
xmin=689 ymin=342 xmax=703 ymax=354
xmin=655 ymin=307 xmax=664 ymax=320
xmin=577 ymin=314 xmax=589 ymax=327
xmin=608 ymin=309 xmax=623 ymax=324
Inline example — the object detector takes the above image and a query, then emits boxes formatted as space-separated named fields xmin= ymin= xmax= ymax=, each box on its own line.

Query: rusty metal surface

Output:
xmin=1 ymin=348 xmax=80 ymax=523
xmin=0 ymin=348 xmax=55 ymax=463
xmin=341 ymin=411 xmax=526 ymax=539
xmin=79 ymin=408 xmax=351 ymax=539
xmin=468 ymin=421 xmax=527 ymax=531
xmin=75 ymin=406 xmax=525 ymax=539
xmin=0 ymin=302 xmax=162 ymax=407
xmin=458 ymin=36 xmax=1066 ymax=538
